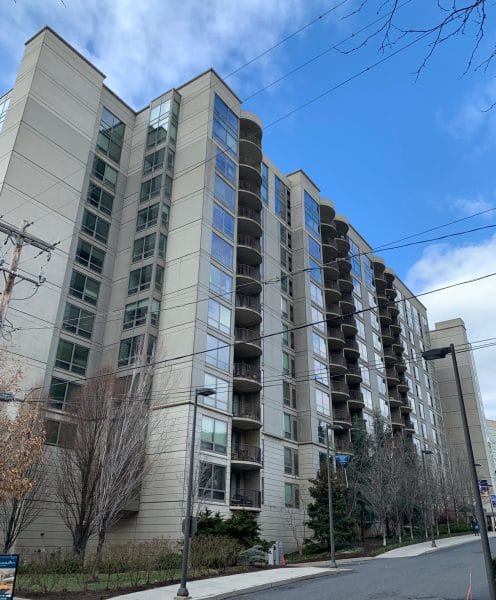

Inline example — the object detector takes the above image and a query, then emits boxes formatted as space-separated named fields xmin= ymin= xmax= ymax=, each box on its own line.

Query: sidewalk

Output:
xmin=377 ymin=531 xmax=496 ymax=558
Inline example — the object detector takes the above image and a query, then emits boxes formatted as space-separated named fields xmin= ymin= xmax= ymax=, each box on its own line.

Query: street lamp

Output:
xmin=421 ymin=449 xmax=437 ymax=548
xmin=423 ymin=344 xmax=496 ymax=600
xmin=326 ymin=423 xmax=343 ymax=569
xmin=176 ymin=387 xmax=216 ymax=599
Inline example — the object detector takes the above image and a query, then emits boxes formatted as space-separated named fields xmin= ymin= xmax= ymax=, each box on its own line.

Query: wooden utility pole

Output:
xmin=0 ymin=219 xmax=56 ymax=335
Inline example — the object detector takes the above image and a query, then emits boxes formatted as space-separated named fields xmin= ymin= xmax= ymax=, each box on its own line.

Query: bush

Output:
xmin=238 ymin=545 xmax=267 ymax=566
xmin=197 ymin=509 xmax=263 ymax=548
xmin=190 ymin=535 xmax=243 ymax=572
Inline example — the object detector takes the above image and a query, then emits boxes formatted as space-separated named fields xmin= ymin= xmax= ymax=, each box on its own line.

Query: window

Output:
xmin=213 ymin=94 xmax=238 ymax=157
xmin=167 ymin=148 xmax=175 ymax=170
xmin=280 ymin=247 xmax=292 ymax=271
xmin=215 ymin=148 xmax=236 ymax=183
xmin=363 ymin=257 xmax=374 ymax=289
xmin=284 ymin=447 xmax=299 ymax=475
xmin=147 ymin=99 xmax=170 ymax=147
xmin=372 ymin=331 xmax=382 ymax=352
xmin=92 ymin=157 xmax=117 ymax=190
xmin=118 ymin=335 xmax=143 ymax=367
xmin=308 ymin=258 xmax=322 ymax=283
xmin=210 ymin=265 xmax=232 ymax=296
xmin=0 ymin=98 xmax=10 ymax=133
xmin=316 ymin=388 xmax=331 ymax=415
xmin=275 ymin=176 xmax=289 ymax=222
xmin=198 ymin=462 xmax=226 ymax=501
xmin=62 ymin=303 xmax=94 ymax=339
xmin=208 ymin=299 xmax=231 ymax=334
xmin=310 ymin=282 xmax=323 ymax=307
xmin=361 ymin=363 xmax=370 ymax=386
xmin=211 ymin=233 xmax=233 ymax=269
xmin=81 ymin=209 xmax=110 ymax=244
xmin=136 ymin=204 xmax=159 ymax=231
xmin=158 ymin=233 xmax=167 ymax=258
xmin=353 ymin=277 xmax=362 ymax=297
xmin=206 ymin=334 xmax=230 ymax=371
xmin=45 ymin=419 xmax=76 ymax=447
xmin=285 ymin=482 xmax=300 ymax=508
xmin=140 ymin=175 xmax=161 ymax=202
xmin=49 ymin=377 xmax=78 ymax=410
xmin=308 ymin=236 xmax=321 ymax=261
xmin=283 ymin=381 xmax=296 ymax=408
xmin=304 ymin=191 xmax=320 ymax=238
xmin=261 ymin=163 xmax=268 ymax=206
xmin=163 ymin=174 xmax=173 ymax=197
xmin=377 ymin=375 xmax=387 ymax=395
xmin=313 ymin=333 xmax=327 ymax=359
xmin=349 ymin=239 xmax=362 ymax=278
xmin=282 ymin=351 xmax=295 ymax=377
xmin=75 ymin=239 xmax=105 ymax=273
xmin=123 ymin=298 xmax=149 ymax=329
xmin=214 ymin=174 xmax=235 ymax=211
xmin=418 ymin=403 xmax=425 ymax=419
xmin=213 ymin=204 xmax=235 ymax=239
xmin=87 ymin=183 xmax=114 ymax=216
xmin=69 ymin=270 xmax=100 ymax=305
xmin=421 ymin=422 xmax=428 ymax=437
xmin=97 ymin=107 xmax=125 ymax=163
xmin=128 ymin=265 xmax=153 ymax=294
xmin=311 ymin=306 xmax=325 ymax=334
xmin=133 ymin=233 xmax=156 ymax=262
xmin=318 ymin=420 xmax=328 ymax=444
xmin=284 ymin=414 xmax=298 ymax=441
xmin=358 ymin=340 xmax=368 ymax=362
xmin=155 ymin=265 xmax=164 ymax=291
xmin=201 ymin=416 xmax=227 ymax=454
xmin=204 ymin=373 xmax=229 ymax=410
xmin=280 ymin=223 xmax=292 ymax=248
xmin=55 ymin=339 xmax=89 ymax=375
xmin=143 ymin=148 xmax=165 ymax=174
xmin=281 ymin=324 xmax=295 ymax=349
xmin=362 ymin=387 xmax=373 ymax=408
xmin=314 ymin=359 xmax=329 ymax=386
xmin=356 ymin=318 xmax=365 ymax=339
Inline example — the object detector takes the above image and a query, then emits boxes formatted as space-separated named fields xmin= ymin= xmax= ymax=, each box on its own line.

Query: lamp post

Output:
xmin=326 ymin=423 xmax=343 ymax=569
xmin=176 ymin=387 xmax=216 ymax=599
xmin=421 ymin=449 xmax=437 ymax=548
xmin=423 ymin=344 xmax=496 ymax=600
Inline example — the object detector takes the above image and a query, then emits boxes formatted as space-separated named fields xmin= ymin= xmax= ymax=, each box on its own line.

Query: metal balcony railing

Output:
xmin=235 ymin=327 xmax=260 ymax=344
xmin=238 ymin=206 xmax=261 ymax=224
xmin=235 ymin=294 xmax=261 ymax=312
xmin=239 ymin=155 xmax=261 ymax=172
xmin=329 ymin=352 xmax=347 ymax=368
xmin=333 ymin=407 xmax=352 ymax=424
xmin=334 ymin=438 xmax=353 ymax=454
xmin=327 ymin=327 xmax=344 ymax=341
xmin=233 ymin=362 xmax=261 ymax=382
xmin=344 ymin=338 xmax=359 ymax=353
xmin=240 ymin=132 xmax=262 ymax=147
xmin=230 ymin=488 xmax=261 ymax=508
xmin=231 ymin=443 xmax=262 ymax=464
xmin=237 ymin=263 xmax=260 ymax=281
xmin=233 ymin=396 xmax=261 ymax=421
xmin=331 ymin=379 xmax=349 ymax=394
xmin=239 ymin=179 xmax=262 ymax=197
xmin=325 ymin=280 xmax=340 ymax=293
xmin=237 ymin=234 xmax=261 ymax=253
xmin=348 ymin=389 xmax=364 ymax=404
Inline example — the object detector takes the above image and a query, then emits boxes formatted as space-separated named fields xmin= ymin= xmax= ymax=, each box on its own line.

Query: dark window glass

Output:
xmin=97 ymin=107 xmax=125 ymax=163
xmin=198 ymin=461 xmax=226 ymax=501
xmin=87 ymin=183 xmax=114 ymax=215
xmin=213 ymin=204 xmax=234 ymax=239
xmin=81 ymin=209 xmax=110 ymax=244
xmin=158 ymin=233 xmax=167 ymax=258
xmin=213 ymin=95 xmax=238 ymax=158
xmin=118 ymin=335 xmax=143 ymax=367
xmin=155 ymin=265 xmax=164 ymax=291
xmin=49 ymin=377 xmax=78 ymax=411
xmin=132 ymin=233 xmax=156 ymax=262
xmin=147 ymin=99 xmax=170 ymax=148
xmin=69 ymin=270 xmax=100 ymax=305
xmin=128 ymin=265 xmax=153 ymax=294
xmin=75 ymin=239 xmax=105 ymax=273
xmin=214 ymin=174 xmax=235 ymax=211
xmin=62 ymin=303 xmax=94 ymax=339
xmin=211 ymin=233 xmax=233 ymax=269
xmin=304 ymin=191 xmax=320 ymax=238
xmin=123 ymin=298 xmax=149 ymax=329
xmin=215 ymin=148 xmax=236 ymax=183
xmin=140 ymin=175 xmax=162 ymax=202
xmin=55 ymin=339 xmax=89 ymax=375
xmin=143 ymin=148 xmax=165 ymax=174
xmin=136 ymin=204 xmax=159 ymax=231
xmin=92 ymin=157 xmax=118 ymax=190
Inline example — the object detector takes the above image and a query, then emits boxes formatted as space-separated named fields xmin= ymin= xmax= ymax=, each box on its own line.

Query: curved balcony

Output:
xmin=340 ymin=292 xmax=355 ymax=315
xmin=371 ymin=255 xmax=386 ymax=275
xmin=377 ymin=292 xmax=389 ymax=308
xmin=329 ymin=351 xmax=347 ymax=375
xmin=390 ymin=322 xmax=401 ymax=335
xmin=334 ymin=436 xmax=353 ymax=455
xmin=388 ymin=304 xmax=400 ymax=319
xmin=381 ymin=326 xmax=394 ymax=346
xmin=235 ymin=294 xmax=262 ymax=327
xmin=326 ymin=302 xmax=342 ymax=322
xmin=323 ymin=261 xmax=339 ymax=281
xmin=234 ymin=327 xmax=262 ymax=359
xmin=338 ymin=274 xmax=354 ymax=294
xmin=230 ymin=488 xmax=261 ymax=511
xmin=379 ymin=306 xmax=392 ymax=326
xmin=343 ymin=337 xmax=360 ymax=359
xmin=400 ymin=398 xmax=412 ymax=414
xmin=386 ymin=287 xmax=397 ymax=300
xmin=383 ymin=347 xmax=397 ymax=366
xmin=319 ymin=200 xmax=336 ymax=224
xmin=239 ymin=132 xmax=262 ymax=163
xmin=386 ymin=366 xmax=399 ymax=386
xmin=324 ymin=280 xmax=341 ymax=303
xmin=322 ymin=239 xmax=338 ymax=262
xmin=348 ymin=388 xmax=365 ymax=410
xmin=338 ymin=257 xmax=352 ymax=274
xmin=238 ymin=180 xmax=263 ymax=212
xmin=327 ymin=326 xmax=345 ymax=350
xmin=384 ymin=268 xmax=395 ymax=286
xmin=403 ymin=419 xmax=415 ymax=434
xmin=335 ymin=235 xmax=350 ymax=256
xmin=397 ymin=376 xmax=410 ymax=393
xmin=237 ymin=206 xmax=262 ymax=238
xmin=331 ymin=377 xmax=350 ymax=402
xmin=333 ymin=406 xmax=352 ymax=429
xmin=233 ymin=362 xmax=262 ymax=393
xmin=396 ymin=360 xmax=407 ymax=373
xmin=389 ymin=389 xmax=402 ymax=408
xmin=232 ymin=395 xmax=262 ymax=430
xmin=375 ymin=275 xmax=387 ymax=292
xmin=231 ymin=443 xmax=262 ymax=470
xmin=237 ymin=234 xmax=262 ymax=266
xmin=236 ymin=263 xmax=261 ymax=295
xmin=390 ymin=410 xmax=404 ymax=431
xmin=392 ymin=340 xmax=404 ymax=356
xmin=345 ymin=365 xmax=363 ymax=386
xmin=333 ymin=215 xmax=349 ymax=237
xmin=321 ymin=220 xmax=337 ymax=239
xmin=341 ymin=314 xmax=358 ymax=337
xmin=239 ymin=156 xmax=262 ymax=187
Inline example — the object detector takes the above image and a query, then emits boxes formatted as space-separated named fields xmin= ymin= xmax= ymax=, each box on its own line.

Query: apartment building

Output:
xmin=0 ymin=27 xmax=446 ymax=550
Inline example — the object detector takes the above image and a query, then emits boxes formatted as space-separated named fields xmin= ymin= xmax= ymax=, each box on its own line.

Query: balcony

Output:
xmin=235 ymin=294 xmax=262 ymax=327
xmin=397 ymin=376 xmax=410 ymax=393
xmin=390 ymin=410 xmax=404 ymax=430
xmin=237 ymin=234 xmax=262 ymax=266
xmin=333 ymin=406 xmax=352 ymax=428
xmin=343 ymin=337 xmax=360 ymax=359
xmin=386 ymin=366 xmax=399 ymax=386
xmin=233 ymin=362 xmax=262 ymax=393
xmin=383 ymin=347 xmax=397 ymax=365
xmin=381 ymin=326 xmax=393 ymax=346
xmin=390 ymin=322 xmax=401 ymax=335
xmin=326 ymin=302 xmax=342 ymax=322
xmin=321 ymin=220 xmax=338 ymax=239
xmin=374 ymin=275 xmax=387 ymax=292
xmin=372 ymin=255 xmax=385 ymax=275
xmin=340 ymin=292 xmax=355 ymax=314
xmin=239 ymin=155 xmax=262 ymax=187
xmin=338 ymin=257 xmax=352 ymax=274
xmin=348 ymin=389 xmax=365 ymax=409
xmin=327 ymin=326 xmax=345 ymax=350
xmin=322 ymin=239 xmax=338 ymax=262
xmin=230 ymin=488 xmax=261 ymax=510
xmin=403 ymin=419 xmax=415 ymax=434
xmin=396 ymin=360 xmax=407 ymax=373
xmin=231 ymin=443 xmax=262 ymax=469
xmin=239 ymin=130 xmax=262 ymax=163
xmin=400 ymin=397 xmax=412 ymax=414
xmin=377 ymin=292 xmax=389 ymax=308
xmin=236 ymin=263 xmax=261 ymax=295
xmin=341 ymin=314 xmax=358 ymax=337
xmin=232 ymin=395 xmax=262 ymax=429
xmin=334 ymin=436 xmax=353 ymax=455
xmin=338 ymin=274 xmax=354 ymax=294
xmin=331 ymin=377 xmax=350 ymax=401
xmin=392 ymin=339 xmax=404 ymax=356
xmin=329 ymin=351 xmax=347 ymax=375
xmin=384 ymin=269 xmax=395 ymax=286
xmin=324 ymin=280 xmax=341 ymax=303
xmin=379 ymin=306 xmax=392 ymax=326
xmin=388 ymin=304 xmax=400 ymax=319
xmin=386 ymin=287 xmax=397 ymax=300
xmin=238 ymin=179 xmax=262 ymax=212
xmin=388 ymin=389 xmax=402 ymax=408
xmin=345 ymin=365 xmax=363 ymax=386
xmin=335 ymin=235 xmax=350 ymax=256
xmin=234 ymin=327 xmax=262 ymax=359
xmin=237 ymin=205 xmax=262 ymax=238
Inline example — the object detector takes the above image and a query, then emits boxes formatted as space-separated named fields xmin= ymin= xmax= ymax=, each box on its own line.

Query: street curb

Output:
xmin=201 ymin=568 xmax=346 ymax=599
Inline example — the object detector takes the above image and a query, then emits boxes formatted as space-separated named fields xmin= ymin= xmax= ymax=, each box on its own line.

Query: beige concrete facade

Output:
xmin=0 ymin=27 xmax=446 ymax=552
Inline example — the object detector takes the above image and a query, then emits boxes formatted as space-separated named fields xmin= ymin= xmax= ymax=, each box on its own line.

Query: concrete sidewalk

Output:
xmin=377 ymin=531 xmax=496 ymax=558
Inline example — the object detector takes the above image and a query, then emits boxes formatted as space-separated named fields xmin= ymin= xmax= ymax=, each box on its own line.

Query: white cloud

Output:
xmin=450 ymin=194 xmax=495 ymax=218
xmin=1 ymin=0 xmax=333 ymax=108
xmin=406 ymin=235 xmax=496 ymax=418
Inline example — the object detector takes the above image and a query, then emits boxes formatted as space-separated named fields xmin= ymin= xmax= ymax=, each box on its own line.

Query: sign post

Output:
xmin=0 ymin=555 xmax=19 ymax=599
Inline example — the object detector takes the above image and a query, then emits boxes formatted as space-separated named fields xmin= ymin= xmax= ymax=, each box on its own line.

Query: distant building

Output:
xmin=486 ymin=420 xmax=496 ymax=480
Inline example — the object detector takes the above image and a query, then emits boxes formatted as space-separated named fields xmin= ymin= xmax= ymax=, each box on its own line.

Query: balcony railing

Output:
xmin=238 ymin=206 xmax=261 ymax=224
xmin=235 ymin=294 xmax=261 ymax=312
xmin=348 ymin=389 xmax=364 ymax=404
xmin=235 ymin=327 xmax=260 ymax=344
xmin=334 ymin=438 xmax=353 ymax=454
xmin=231 ymin=443 xmax=262 ymax=464
xmin=341 ymin=315 xmax=357 ymax=328
xmin=329 ymin=352 xmax=347 ymax=367
xmin=233 ymin=362 xmax=261 ymax=382
xmin=239 ymin=155 xmax=261 ymax=172
xmin=327 ymin=327 xmax=344 ymax=341
xmin=331 ymin=379 xmax=349 ymax=394
xmin=333 ymin=407 xmax=352 ymax=424
xmin=237 ymin=263 xmax=260 ymax=281
xmin=325 ymin=280 xmax=340 ymax=293
xmin=239 ymin=179 xmax=262 ymax=198
xmin=230 ymin=488 xmax=261 ymax=508
xmin=344 ymin=338 xmax=359 ymax=353
xmin=237 ymin=234 xmax=261 ymax=253
xmin=233 ymin=396 xmax=261 ymax=421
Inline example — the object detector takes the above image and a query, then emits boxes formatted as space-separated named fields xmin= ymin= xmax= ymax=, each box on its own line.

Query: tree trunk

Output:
xmin=409 ymin=518 xmax=414 ymax=540
xmin=73 ymin=525 xmax=90 ymax=559
xmin=382 ymin=521 xmax=387 ymax=547
xmin=92 ymin=527 xmax=107 ymax=581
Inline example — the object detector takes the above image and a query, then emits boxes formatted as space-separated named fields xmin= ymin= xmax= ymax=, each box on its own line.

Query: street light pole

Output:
xmin=421 ymin=449 xmax=437 ymax=548
xmin=326 ymin=423 xmax=343 ymax=569
xmin=176 ymin=387 xmax=215 ymax=599
xmin=423 ymin=344 xmax=496 ymax=600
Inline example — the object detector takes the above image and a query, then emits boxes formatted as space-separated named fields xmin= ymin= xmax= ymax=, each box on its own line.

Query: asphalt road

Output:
xmin=241 ymin=538 xmax=496 ymax=600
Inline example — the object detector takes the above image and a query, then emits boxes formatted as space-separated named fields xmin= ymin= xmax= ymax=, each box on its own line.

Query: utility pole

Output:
xmin=0 ymin=219 xmax=56 ymax=335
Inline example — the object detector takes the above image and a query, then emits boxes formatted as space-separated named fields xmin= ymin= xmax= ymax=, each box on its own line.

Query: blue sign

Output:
xmin=0 ymin=554 xmax=18 ymax=599
xmin=491 ymin=495 xmax=496 ymax=507
xmin=335 ymin=454 xmax=351 ymax=466
xmin=478 ymin=479 xmax=489 ymax=494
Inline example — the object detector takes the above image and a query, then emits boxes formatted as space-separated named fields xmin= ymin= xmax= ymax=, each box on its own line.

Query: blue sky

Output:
xmin=2 ymin=0 xmax=496 ymax=415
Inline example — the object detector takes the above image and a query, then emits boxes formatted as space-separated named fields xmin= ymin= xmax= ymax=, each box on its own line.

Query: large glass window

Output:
xmin=304 ymin=191 xmax=320 ymax=238
xmin=62 ymin=303 xmax=94 ymax=339
xmin=204 ymin=373 xmax=229 ymax=410
xmin=215 ymin=148 xmax=236 ymax=184
xmin=143 ymin=148 xmax=165 ymax=174
xmin=140 ymin=175 xmax=162 ymax=202
xmin=55 ymin=339 xmax=89 ymax=375
xmin=349 ymin=239 xmax=362 ymax=278
xmin=49 ymin=377 xmax=78 ymax=411
xmin=285 ymin=482 xmax=300 ymax=508
xmin=308 ymin=258 xmax=322 ymax=283
xmin=213 ymin=204 xmax=235 ymax=239
xmin=284 ymin=447 xmax=299 ymax=475
xmin=199 ymin=462 xmax=226 ymax=501
xmin=147 ymin=99 xmax=170 ymax=148
xmin=128 ymin=265 xmax=153 ymax=294
xmin=316 ymin=388 xmax=331 ymax=415
xmin=312 ymin=333 xmax=327 ymax=358
xmin=308 ymin=236 xmax=321 ymax=261
xmin=213 ymin=95 xmax=238 ymax=157
xmin=311 ymin=306 xmax=326 ymax=334
xmin=363 ymin=257 xmax=374 ymax=289
xmin=75 ymin=239 xmax=105 ymax=273
xmin=69 ymin=270 xmax=100 ymax=305
xmin=208 ymin=299 xmax=231 ymax=334
xmin=206 ymin=334 xmax=230 ymax=371
xmin=133 ymin=233 xmax=156 ymax=262
xmin=97 ymin=107 xmax=125 ymax=163
xmin=310 ymin=282 xmax=323 ymax=307
xmin=210 ymin=265 xmax=232 ymax=297
xmin=284 ymin=414 xmax=298 ymax=441
xmin=261 ymin=163 xmax=268 ymax=206
xmin=314 ymin=359 xmax=329 ymax=386
xmin=123 ymin=298 xmax=149 ymax=329
xmin=136 ymin=204 xmax=159 ymax=231
xmin=275 ymin=176 xmax=289 ymax=221
xmin=155 ymin=265 xmax=164 ymax=291
xmin=158 ymin=233 xmax=167 ymax=258
xmin=81 ymin=209 xmax=110 ymax=245
xmin=211 ymin=233 xmax=233 ymax=269
xmin=87 ymin=182 xmax=113 ymax=216
xmin=92 ymin=157 xmax=117 ymax=190
xmin=201 ymin=416 xmax=227 ymax=454
xmin=214 ymin=174 xmax=235 ymax=211
xmin=118 ymin=335 xmax=144 ymax=367
xmin=0 ymin=98 xmax=10 ymax=133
